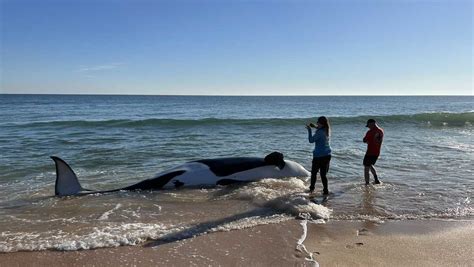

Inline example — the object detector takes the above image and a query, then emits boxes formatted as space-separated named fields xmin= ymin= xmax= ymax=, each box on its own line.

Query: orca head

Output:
xmin=264 ymin=151 xmax=285 ymax=169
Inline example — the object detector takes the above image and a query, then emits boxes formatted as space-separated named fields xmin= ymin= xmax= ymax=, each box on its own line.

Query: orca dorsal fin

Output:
xmin=51 ymin=156 xmax=84 ymax=196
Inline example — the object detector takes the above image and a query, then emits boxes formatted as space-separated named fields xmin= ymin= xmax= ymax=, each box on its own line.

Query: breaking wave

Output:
xmin=9 ymin=111 xmax=474 ymax=128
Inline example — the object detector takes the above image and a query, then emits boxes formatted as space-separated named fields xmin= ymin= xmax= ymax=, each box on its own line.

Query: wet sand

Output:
xmin=1 ymin=219 xmax=472 ymax=266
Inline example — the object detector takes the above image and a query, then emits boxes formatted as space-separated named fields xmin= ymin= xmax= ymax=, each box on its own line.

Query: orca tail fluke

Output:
xmin=51 ymin=156 xmax=85 ymax=196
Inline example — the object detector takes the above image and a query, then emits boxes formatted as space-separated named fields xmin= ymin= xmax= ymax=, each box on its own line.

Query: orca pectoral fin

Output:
xmin=51 ymin=156 xmax=85 ymax=196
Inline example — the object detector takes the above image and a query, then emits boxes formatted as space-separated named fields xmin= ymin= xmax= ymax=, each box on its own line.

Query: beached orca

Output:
xmin=51 ymin=152 xmax=310 ymax=196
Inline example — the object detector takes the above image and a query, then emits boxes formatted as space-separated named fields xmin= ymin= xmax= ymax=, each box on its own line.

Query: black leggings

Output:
xmin=310 ymin=155 xmax=331 ymax=192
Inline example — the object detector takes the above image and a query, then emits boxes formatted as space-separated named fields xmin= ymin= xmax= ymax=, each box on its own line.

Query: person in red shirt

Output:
xmin=363 ymin=119 xmax=383 ymax=185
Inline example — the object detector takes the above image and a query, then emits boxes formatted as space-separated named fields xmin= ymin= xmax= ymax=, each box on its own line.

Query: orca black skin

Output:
xmin=121 ymin=170 xmax=186 ymax=190
xmin=195 ymin=155 xmax=284 ymax=177
xmin=51 ymin=156 xmax=187 ymax=195
xmin=51 ymin=152 xmax=309 ymax=197
xmin=194 ymin=151 xmax=285 ymax=177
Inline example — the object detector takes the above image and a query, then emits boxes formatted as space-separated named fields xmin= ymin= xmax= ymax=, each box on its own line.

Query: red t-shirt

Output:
xmin=364 ymin=126 xmax=384 ymax=156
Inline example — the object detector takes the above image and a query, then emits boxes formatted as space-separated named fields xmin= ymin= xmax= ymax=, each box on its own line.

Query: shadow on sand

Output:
xmin=144 ymin=208 xmax=277 ymax=248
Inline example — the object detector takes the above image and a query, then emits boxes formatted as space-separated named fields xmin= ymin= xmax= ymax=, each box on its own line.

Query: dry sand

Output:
xmin=1 ymin=219 xmax=472 ymax=267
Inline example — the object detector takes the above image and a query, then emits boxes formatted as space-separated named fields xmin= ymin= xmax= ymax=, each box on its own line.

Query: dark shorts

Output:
xmin=363 ymin=155 xmax=378 ymax=166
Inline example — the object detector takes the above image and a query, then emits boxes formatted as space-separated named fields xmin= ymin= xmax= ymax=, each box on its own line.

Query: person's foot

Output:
xmin=374 ymin=179 xmax=381 ymax=184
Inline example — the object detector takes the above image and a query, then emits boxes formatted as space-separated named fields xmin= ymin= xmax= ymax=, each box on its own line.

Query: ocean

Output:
xmin=0 ymin=95 xmax=472 ymax=252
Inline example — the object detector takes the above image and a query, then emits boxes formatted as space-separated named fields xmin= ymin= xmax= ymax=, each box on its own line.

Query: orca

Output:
xmin=51 ymin=152 xmax=310 ymax=196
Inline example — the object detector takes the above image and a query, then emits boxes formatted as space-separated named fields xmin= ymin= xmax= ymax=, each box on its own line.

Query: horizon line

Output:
xmin=1 ymin=93 xmax=473 ymax=97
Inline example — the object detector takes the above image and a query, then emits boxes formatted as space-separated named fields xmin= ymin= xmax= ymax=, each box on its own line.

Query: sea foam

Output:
xmin=230 ymin=177 xmax=332 ymax=220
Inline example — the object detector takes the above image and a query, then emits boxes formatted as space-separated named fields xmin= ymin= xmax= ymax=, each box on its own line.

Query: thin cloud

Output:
xmin=77 ymin=62 xmax=124 ymax=72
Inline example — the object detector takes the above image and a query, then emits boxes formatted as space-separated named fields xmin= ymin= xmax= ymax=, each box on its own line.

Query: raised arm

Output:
xmin=308 ymin=127 xmax=322 ymax=143
xmin=307 ymin=126 xmax=315 ymax=143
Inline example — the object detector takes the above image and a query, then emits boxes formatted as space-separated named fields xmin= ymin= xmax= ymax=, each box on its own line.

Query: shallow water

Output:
xmin=0 ymin=95 xmax=472 ymax=251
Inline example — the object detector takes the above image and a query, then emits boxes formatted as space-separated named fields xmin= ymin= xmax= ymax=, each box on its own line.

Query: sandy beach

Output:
xmin=1 ymin=219 xmax=472 ymax=266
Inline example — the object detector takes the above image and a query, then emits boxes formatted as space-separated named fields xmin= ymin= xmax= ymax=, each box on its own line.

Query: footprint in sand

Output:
xmin=346 ymin=242 xmax=364 ymax=249
xmin=357 ymin=228 xmax=369 ymax=236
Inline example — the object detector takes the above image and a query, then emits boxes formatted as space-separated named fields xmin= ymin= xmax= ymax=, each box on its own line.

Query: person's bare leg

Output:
xmin=364 ymin=166 xmax=370 ymax=185
xmin=370 ymin=165 xmax=380 ymax=184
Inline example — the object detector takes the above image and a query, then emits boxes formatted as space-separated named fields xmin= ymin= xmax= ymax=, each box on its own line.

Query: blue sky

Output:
xmin=1 ymin=0 xmax=472 ymax=95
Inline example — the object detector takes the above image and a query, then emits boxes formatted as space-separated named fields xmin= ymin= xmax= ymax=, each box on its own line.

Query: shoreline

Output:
xmin=1 ymin=219 xmax=472 ymax=266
